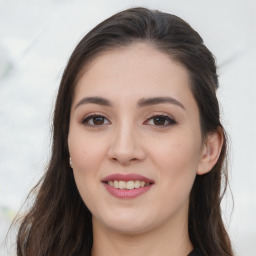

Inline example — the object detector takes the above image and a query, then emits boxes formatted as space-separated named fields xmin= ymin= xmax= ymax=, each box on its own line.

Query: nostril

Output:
xmin=107 ymin=143 xmax=146 ymax=164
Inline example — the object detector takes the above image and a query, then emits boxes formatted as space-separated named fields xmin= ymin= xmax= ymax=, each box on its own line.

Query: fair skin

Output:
xmin=68 ymin=43 xmax=223 ymax=256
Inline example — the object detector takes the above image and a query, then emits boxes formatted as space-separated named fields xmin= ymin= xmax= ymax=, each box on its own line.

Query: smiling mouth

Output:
xmin=105 ymin=180 xmax=152 ymax=190
xmin=102 ymin=174 xmax=154 ymax=198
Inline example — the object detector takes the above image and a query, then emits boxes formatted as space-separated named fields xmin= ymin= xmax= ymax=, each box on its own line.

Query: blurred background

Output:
xmin=0 ymin=0 xmax=255 ymax=255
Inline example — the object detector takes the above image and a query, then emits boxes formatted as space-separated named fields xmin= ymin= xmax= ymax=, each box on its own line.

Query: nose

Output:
xmin=107 ymin=123 xmax=146 ymax=165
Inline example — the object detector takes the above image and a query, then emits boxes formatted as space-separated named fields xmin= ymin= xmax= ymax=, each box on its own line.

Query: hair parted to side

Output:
xmin=16 ymin=7 xmax=233 ymax=256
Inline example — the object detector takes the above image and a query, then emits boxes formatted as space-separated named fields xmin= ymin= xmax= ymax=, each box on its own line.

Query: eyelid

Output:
xmin=144 ymin=113 xmax=177 ymax=127
xmin=80 ymin=112 xmax=176 ymax=128
xmin=81 ymin=113 xmax=111 ymax=127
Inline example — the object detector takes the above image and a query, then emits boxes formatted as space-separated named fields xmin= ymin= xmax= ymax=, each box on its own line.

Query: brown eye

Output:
xmin=82 ymin=115 xmax=110 ymax=127
xmin=92 ymin=116 xmax=105 ymax=125
xmin=145 ymin=115 xmax=176 ymax=127
xmin=153 ymin=116 xmax=166 ymax=125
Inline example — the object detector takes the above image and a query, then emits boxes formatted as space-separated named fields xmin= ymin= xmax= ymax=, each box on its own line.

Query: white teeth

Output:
xmin=126 ymin=181 xmax=135 ymax=190
xmin=134 ymin=180 xmax=140 ymax=188
xmin=107 ymin=180 xmax=151 ymax=189
xmin=118 ymin=181 xmax=126 ymax=189
xmin=113 ymin=180 xmax=119 ymax=188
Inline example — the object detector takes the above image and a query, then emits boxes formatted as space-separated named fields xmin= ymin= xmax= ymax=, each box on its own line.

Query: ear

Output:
xmin=197 ymin=128 xmax=224 ymax=175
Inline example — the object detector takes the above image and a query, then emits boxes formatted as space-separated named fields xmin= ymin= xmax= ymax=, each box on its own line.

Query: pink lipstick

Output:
xmin=102 ymin=173 xmax=154 ymax=199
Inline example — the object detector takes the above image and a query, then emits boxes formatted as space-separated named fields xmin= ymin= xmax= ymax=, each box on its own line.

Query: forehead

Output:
xmin=73 ymin=43 xmax=195 ymax=108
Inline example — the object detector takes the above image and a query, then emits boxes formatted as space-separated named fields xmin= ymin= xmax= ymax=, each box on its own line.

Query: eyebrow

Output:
xmin=137 ymin=97 xmax=185 ymax=109
xmin=75 ymin=97 xmax=112 ymax=109
xmin=75 ymin=96 xmax=185 ymax=110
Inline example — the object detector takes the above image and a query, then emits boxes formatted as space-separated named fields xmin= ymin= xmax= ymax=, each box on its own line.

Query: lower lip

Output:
xmin=103 ymin=183 xmax=153 ymax=199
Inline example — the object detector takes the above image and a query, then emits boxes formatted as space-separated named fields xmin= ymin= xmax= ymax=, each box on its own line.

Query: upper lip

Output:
xmin=102 ymin=173 xmax=154 ymax=183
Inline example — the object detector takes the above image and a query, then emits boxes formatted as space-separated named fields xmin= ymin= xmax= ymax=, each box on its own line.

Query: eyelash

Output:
xmin=81 ymin=113 xmax=176 ymax=128
xmin=144 ymin=114 xmax=176 ymax=127
xmin=82 ymin=114 xmax=110 ymax=127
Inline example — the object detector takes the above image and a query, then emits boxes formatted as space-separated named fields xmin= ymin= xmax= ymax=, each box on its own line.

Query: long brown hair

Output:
xmin=15 ymin=7 xmax=233 ymax=256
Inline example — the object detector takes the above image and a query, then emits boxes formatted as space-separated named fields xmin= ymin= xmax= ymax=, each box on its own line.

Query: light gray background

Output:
xmin=0 ymin=0 xmax=255 ymax=255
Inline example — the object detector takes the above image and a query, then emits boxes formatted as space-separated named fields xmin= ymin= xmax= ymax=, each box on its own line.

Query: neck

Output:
xmin=91 ymin=214 xmax=193 ymax=256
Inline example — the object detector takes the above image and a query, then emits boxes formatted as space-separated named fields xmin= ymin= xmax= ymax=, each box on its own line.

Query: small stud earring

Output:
xmin=69 ymin=157 xmax=73 ymax=168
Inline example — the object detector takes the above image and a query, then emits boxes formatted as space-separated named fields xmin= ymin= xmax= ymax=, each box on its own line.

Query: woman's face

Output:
xmin=68 ymin=43 xmax=206 ymax=234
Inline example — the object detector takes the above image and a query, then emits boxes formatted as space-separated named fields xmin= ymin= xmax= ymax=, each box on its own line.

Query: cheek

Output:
xmin=68 ymin=129 xmax=108 ymax=205
xmin=151 ymin=133 xmax=201 ymax=172
xmin=68 ymin=129 xmax=107 ymax=172
xmin=148 ymin=131 xmax=201 ymax=198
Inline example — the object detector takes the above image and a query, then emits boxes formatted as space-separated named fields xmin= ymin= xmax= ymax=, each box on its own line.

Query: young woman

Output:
xmin=16 ymin=7 xmax=234 ymax=256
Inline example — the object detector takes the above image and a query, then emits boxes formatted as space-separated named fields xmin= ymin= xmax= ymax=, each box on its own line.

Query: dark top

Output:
xmin=188 ymin=248 xmax=203 ymax=256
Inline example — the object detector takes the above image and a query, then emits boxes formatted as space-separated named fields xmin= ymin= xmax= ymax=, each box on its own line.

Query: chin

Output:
xmin=106 ymin=221 xmax=151 ymax=235
xmin=94 ymin=210 xmax=154 ymax=235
